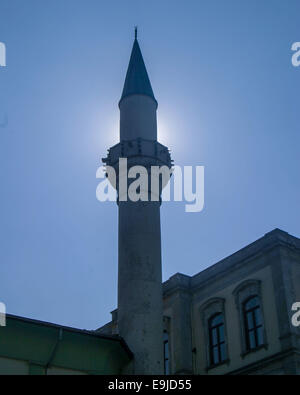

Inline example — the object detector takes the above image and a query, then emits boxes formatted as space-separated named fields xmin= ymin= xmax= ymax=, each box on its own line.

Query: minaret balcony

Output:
xmin=103 ymin=138 xmax=172 ymax=170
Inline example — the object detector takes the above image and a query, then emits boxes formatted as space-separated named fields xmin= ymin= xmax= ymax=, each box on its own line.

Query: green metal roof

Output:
xmin=119 ymin=38 xmax=157 ymax=105
xmin=0 ymin=314 xmax=132 ymax=375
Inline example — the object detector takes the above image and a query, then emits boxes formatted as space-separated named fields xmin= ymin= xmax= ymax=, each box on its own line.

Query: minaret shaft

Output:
xmin=120 ymin=95 xmax=157 ymax=141
xmin=118 ymin=199 xmax=163 ymax=374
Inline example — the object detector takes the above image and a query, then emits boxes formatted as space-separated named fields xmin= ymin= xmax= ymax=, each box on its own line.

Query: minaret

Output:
xmin=103 ymin=31 xmax=172 ymax=374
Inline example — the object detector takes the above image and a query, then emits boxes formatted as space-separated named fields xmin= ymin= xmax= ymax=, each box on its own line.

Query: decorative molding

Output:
xmin=232 ymin=279 xmax=262 ymax=308
xmin=199 ymin=297 xmax=225 ymax=325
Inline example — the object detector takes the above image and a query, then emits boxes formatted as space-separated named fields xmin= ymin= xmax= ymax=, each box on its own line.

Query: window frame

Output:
xmin=200 ymin=298 xmax=229 ymax=370
xmin=233 ymin=280 xmax=268 ymax=357
xmin=243 ymin=296 xmax=264 ymax=351
xmin=208 ymin=312 xmax=227 ymax=366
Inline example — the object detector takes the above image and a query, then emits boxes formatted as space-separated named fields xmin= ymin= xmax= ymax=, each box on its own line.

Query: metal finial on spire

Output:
xmin=134 ymin=26 xmax=138 ymax=40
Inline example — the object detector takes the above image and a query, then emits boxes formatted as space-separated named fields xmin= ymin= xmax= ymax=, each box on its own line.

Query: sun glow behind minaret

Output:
xmin=157 ymin=118 xmax=169 ymax=146
xmin=157 ymin=112 xmax=185 ymax=160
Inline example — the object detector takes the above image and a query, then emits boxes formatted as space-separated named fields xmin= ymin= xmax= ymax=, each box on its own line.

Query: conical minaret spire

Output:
xmin=103 ymin=33 xmax=172 ymax=374
xmin=120 ymin=34 xmax=157 ymax=106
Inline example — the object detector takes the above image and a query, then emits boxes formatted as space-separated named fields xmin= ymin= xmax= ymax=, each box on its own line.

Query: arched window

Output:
xmin=200 ymin=298 xmax=229 ymax=369
xmin=233 ymin=279 xmax=267 ymax=356
xmin=243 ymin=296 xmax=264 ymax=351
xmin=208 ymin=313 xmax=227 ymax=366
xmin=163 ymin=331 xmax=170 ymax=375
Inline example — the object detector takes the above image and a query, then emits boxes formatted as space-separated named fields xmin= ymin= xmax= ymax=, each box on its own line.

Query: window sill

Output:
xmin=206 ymin=359 xmax=230 ymax=372
xmin=241 ymin=343 xmax=268 ymax=359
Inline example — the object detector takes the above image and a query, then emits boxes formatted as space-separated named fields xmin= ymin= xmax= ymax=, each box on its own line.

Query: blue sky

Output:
xmin=0 ymin=0 xmax=299 ymax=329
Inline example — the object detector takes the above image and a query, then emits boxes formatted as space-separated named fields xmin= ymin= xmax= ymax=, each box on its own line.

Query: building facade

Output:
xmin=100 ymin=228 xmax=300 ymax=375
xmin=162 ymin=228 xmax=300 ymax=375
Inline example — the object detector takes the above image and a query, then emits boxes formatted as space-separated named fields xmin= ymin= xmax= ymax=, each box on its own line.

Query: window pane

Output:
xmin=218 ymin=324 xmax=225 ymax=342
xmin=256 ymin=326 xmax=264 ymax=346
xmin=245 ymin=296 xmax=259 ymax=311
xmin=164 ymin=342 xmax=169 ymax=359
xmin=212 ymin=346 xmax=219 ymax=365
xmin=211 ymin=328 xmax=218 ymax=346
xmin=246 ymin=312 xmax=254 ymax=330
xmin=164 ymin=359 xmax=169 ymax=375
xmin=163 ymin=332 xmax=168 ymax=341
xmin=220 ymin=343 xmax=227 ymax=362
xmin=254 ymin=307 xmax=263 ymax=326
xmin=248 ymin=330 xmax=256 ymax=349
xmin=211 ymin=314 xmax=223 ymax=326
